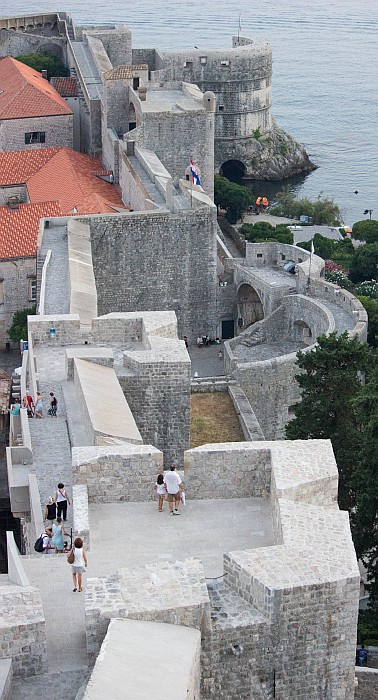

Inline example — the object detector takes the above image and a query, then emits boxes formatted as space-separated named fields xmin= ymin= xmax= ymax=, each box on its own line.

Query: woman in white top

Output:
xmin=69 ymin=537 xmax=87 ymax=592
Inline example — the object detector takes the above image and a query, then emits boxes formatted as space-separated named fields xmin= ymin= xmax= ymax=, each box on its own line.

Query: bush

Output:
xmin=349 ymin=243 xmax=378 ymax=283
xmin=324 ymin=270 xmax=354 ymax=290
xmin=7 ymin=305 xmax=36 ymax=343
xmin=16 ymin=51 xmax=69 ymax=79
xmin=357 ymin=296 xmax=378 ymax=347
xmin=240 ymin=222 xmax=293 ymax=245
xmin=269 ymin=188 xmax=342 ymax=225
xmin=352 ymin=219 xmax=378 ymax=243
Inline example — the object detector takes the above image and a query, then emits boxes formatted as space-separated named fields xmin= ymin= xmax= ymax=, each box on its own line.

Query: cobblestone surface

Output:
xmin=9 ymin=668 xmax=91 ymax=700
xmin=41 ymin=225 xmax=70 ymax=316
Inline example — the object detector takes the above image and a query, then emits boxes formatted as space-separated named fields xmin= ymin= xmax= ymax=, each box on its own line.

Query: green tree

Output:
xmin=214 ymin=175 xmax=253 ymax=222
xmin=298 ymin=233 xmax=354 ymax=269
xmin=285 ymin=332 xmax=371 ymax=510
xmin=15 ymin=51 xmax=69 ymax=79
xmin=7 ymin=305 xmax=36 ymax=343
xmin=349 ymin=243 xmax=378 ymax=283
xmin=357 ymin=296 xmax=378 ymax=347
xmin=352 ymin=219 xmax=378 ymax=244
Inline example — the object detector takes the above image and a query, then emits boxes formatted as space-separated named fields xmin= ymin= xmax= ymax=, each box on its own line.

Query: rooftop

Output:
xmin=0 ymin=148 xmax=127 ymax=258
xmin=50 ymin=76 xmax=78 ymax=97
xmin=0 ymin=201 xmax=61 ymax=258
xmin=0 ymin=57 xmax=72 ymax=119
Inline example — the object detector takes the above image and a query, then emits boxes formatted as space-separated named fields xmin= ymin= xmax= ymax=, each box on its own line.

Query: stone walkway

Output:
xmin=41 ymin=225 xmax=70 ymax=316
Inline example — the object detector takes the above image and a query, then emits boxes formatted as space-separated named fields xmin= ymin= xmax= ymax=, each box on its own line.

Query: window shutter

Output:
xmin=25 ymin=133 xmax=31 ymax=144
xmin=40 ymin=132 xmax=46 ymax=143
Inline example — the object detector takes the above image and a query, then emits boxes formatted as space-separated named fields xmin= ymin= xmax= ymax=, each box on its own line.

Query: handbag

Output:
xmin=67 ymin=547 xmax=75 ymax=564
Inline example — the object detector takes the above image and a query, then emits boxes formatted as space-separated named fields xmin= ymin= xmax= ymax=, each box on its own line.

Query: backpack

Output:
xmin=34 ymin=535 xmax=45 ymax=553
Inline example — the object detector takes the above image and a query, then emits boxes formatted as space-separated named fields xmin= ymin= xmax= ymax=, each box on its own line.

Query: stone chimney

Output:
xmin=138 ymin=86 xmax=147 ymax=102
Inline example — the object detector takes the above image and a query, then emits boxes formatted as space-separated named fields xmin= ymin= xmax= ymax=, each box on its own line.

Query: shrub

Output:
xmin=324 ymin=270 xmax=354 ymax=290
xmin=357 ymin=296 xmax=378 ymax=347
xmin=240 ymin=222 xmax=293 ymax=245
xmin=352 ymin=219 xmax=378 ymax=243
xmin=269 ymin=188 xmax=342 ymax=225
xmin=16 ymin=51 xmax=69 ymax=79
xmin=7 ymin=305 xmax=36 ymax=343
xmin=349 ymin=243 xmax=378 ymax=283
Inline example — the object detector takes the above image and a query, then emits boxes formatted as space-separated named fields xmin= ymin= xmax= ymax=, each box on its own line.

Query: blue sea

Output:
xmin=1 ymin=0 xmax=377 ymax=224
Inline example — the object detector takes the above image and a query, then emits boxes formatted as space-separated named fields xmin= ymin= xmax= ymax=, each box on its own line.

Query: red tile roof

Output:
xmin=0 ymin=201 xmax=62 ymax=258
xmin=0 ymin=148 xmax=126 ymax=258
xmin=0 ymin=57 xmax=72 ymax=119
xmin=0 ymin=148 xmax=125 ymax=214
xmin=50 ymin=76 xmax=78 ymax=97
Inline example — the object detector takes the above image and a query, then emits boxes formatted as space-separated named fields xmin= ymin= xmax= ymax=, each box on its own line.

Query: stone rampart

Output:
xmin=85 ymin=558 xmax=210 ymax=661
xmin=184 ymin=442 xmax=271 ymax=499
xmin=82 ymin=619 xmax=201 ymax=700
xmin=73 ymin=484 xmax=90 ymax=549
xmin=355 ymin=667 xmax=378 ymax=699
xmin=0 ymin=576 xmax=47 ymax=677
xmin=67 ymin=220 xmax=98 ymax=326
xmin=73 ymin=358 xmax=143 ymax=446
xmin=72 ymin=444 xmax=163 ymax=503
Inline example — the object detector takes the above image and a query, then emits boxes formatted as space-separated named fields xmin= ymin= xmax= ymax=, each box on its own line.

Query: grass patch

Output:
xmin=190 ymin=392 xmax=244 ymax=448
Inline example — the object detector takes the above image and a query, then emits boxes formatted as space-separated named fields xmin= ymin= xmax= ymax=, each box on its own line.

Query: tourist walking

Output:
xmin=48 ymin=517 xmax=66 ymax=553
xmin=25 ymin=389 xmax=34 ymax=417
xmin=155 ymin=473 xmax=166 ymax=512
xmin=8 ymin=399 xmax=20 ymax=415
xmin=163 ymin=465 xmax=185 ymax=516
xmin=68 ymin=537 xmax=87 ymax=592
xmin=44 ymin=497 xmax=57 ymax=525
xmin=55 ymin=482 xmax=71 ymax=521
xmin=47 ymin=391 xmax=58 ymax=417
xmin=34 ymin=392 xmax=43 ymax=418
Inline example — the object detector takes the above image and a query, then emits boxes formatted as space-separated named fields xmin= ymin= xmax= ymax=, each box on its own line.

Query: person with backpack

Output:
xmin=48 ymin=392 xmax=58 ymax=417
xmin=34 ymin=529 xmax=51 ymax=554
xmin=154 ymin=473 xmax=166 ymax=512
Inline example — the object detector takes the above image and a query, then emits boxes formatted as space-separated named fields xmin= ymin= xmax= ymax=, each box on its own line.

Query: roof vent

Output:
xmin=7 ymin=196 xmax=20 ymax=210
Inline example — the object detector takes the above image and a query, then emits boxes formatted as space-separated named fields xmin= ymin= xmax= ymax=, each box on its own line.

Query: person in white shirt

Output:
xmin=163 ymin=465 xmax=185 ymax=516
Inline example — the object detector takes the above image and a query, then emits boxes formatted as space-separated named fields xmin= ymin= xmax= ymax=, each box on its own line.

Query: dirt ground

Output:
xmin=190 ymin=392 xmax=244 ymax=448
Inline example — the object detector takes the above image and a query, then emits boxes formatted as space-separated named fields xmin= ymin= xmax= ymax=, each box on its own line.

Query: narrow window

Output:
xmin=28 ymin=278 xmax=37 ymax=302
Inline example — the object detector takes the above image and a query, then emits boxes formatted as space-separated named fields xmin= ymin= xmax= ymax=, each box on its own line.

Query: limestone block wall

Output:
xmin=73 ymin=483 xmax=90 ymax=549
xmin=245 ymin=241 xmax=311 ymax=268
xmin=184 ymin=443 xmax=271 ymax=499
xmin=157 ymin=38 xmax=272 ymax=142
xmin=0 ymin=257 xmax=36 ymax=348
xmin=28 ymin=314 xmax=82 ymax=345
xmin=72 ymin=444 xmax=163 ymax=503
xmin=0 ymin=579 xmax=47 ymax=677
xmin=83 ymin=25 xmax=132 ymax=67
xmin=85 ymin=558 xmax=210 ymax=662
xmin=82 ymin=619 xmax=201 ymax=700
xmin=120 ymin=339 xmax=191 ymax=467
xmin=355 ymin=668 xmax=378 ymax=699
xmin=135 ymin=101 xmax=215 ymax=199
xmin=86 ymin=208 xmax=218 ymax=340
xmin=0 ymin=114 xmax=73 ymax=152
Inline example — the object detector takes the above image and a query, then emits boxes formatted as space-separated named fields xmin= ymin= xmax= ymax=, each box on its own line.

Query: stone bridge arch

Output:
xmin=236 ymin=282 xmax=264 ymax=331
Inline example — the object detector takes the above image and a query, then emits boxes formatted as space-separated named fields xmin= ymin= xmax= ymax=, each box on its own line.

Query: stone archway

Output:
xmin=293 ymin=320 xmax=312 ymax=345
xmin=220 ymin=159 xmax=246 ymax=181
xmin=237 ymin=283 xmax=264 ymax=331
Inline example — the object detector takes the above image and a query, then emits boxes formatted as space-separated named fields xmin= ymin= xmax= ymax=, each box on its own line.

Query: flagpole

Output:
xmin=190 ymin=157 xmax=193 ymax=208
xmin=307 ymin=239 xmax=314 ymax=292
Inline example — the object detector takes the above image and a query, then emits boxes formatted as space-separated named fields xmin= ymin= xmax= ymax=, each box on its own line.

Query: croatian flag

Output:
xmin=190 ymin=158 xmax=201 ymax=186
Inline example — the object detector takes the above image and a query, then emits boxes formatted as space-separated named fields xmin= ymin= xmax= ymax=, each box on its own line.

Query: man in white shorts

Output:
xmin=163 ymin=465 xmax=185 ymax=516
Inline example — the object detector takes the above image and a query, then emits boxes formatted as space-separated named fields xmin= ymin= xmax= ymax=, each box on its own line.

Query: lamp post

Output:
xmin=363 ymin=209 xmax=373 ymax=220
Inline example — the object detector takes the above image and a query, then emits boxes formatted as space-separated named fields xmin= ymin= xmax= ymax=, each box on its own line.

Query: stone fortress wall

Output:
xmin=85 ymin=440 xmax=359 ymax=699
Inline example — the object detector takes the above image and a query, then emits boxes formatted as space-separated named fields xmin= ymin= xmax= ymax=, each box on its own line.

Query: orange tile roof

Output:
xmin=0 ymin=148 xmax=125 ymax=215
xmin=0 ymin=201 xmax=62 ymax=258
xmin=0 ymin=57 xmax=72 ymax=119
xmin=0 ymin=148 xmax=126 ymax=259
xmin=50 ymin=76 xmax=78 ymax=97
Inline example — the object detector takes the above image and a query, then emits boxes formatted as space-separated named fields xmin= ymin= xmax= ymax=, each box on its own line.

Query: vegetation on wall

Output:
xmin=240 ymin=221 xmax=293 ymax=245
xmin=7 ymin=305 xmax=36 ymax=344
xmin=16 ymin=51 xmax=69 ymax=79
